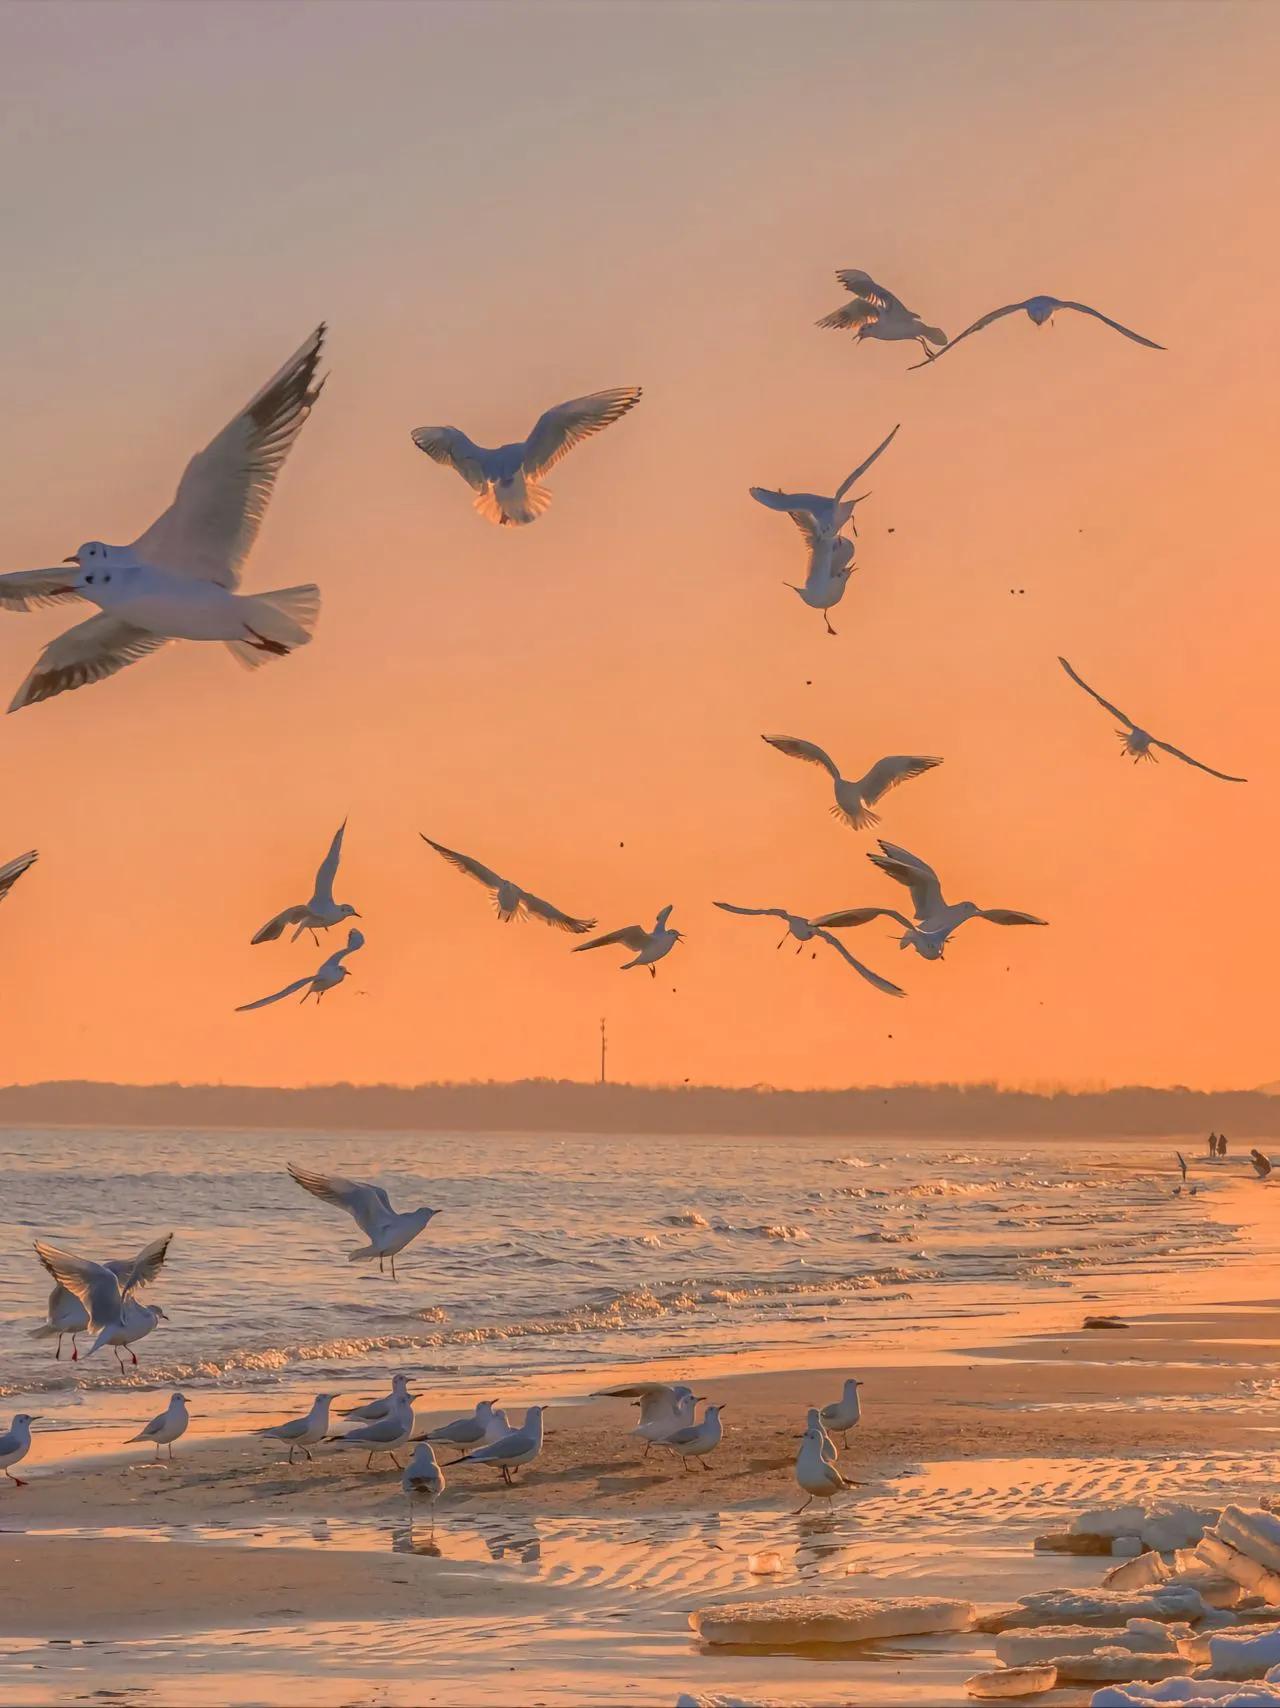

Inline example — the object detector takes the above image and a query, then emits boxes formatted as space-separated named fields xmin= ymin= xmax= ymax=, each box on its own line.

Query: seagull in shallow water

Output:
xmin=454 ymin=1405 xmax=547 ymax=1485
xmin=573 ymin=906 xmax=682 ymax=975
xmin=1058 ymin=656 xmax=1245 ymax=782
xmin=411 ymin=387 xmax=642 ymax=526
xmin=287 ymin=1164 xmax=439 ymax=1279
xmin=820 ymin=1377 xmax=864 ymax=1445
xmin=253 ymin=822 xmax=360 ymax=945
xmin=714 ymin=903 xmax=905 ymax=997
xmin=403 ymin=1441 xmax=445 ymax=1527
xmin=33 ymin=1234 xmax=172 ymax=1368
xmin=841 ymin=842 xmax=1046 ymax=960
xmin=794 ymin=1424 xmax=855 ymax=1513
xmin=912 ymin=294 xmax=1164 ymax=367
xmin=817 ymin=271 xmax=947 ymax=358
xmin=237 ymin=927 xmax=364 ymax=1012
xmin=762 ymin=736 xmax=942 ymax=831
xmin=128 ymin=1392 xmax=189 ymax=1461
xmin=256 ymin=1393 xmax=338 ymax=1463
xmin=420 ymin=837 xmax=595 ymax=933
xmin=0 ymin=1415 xmax=40 ymax=1488
xmin=0 ymin=325 xmax=326 ymax=711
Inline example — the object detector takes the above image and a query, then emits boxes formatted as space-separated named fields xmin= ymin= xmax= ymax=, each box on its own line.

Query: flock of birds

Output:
xmin=0 ymin=265 xmax=1236 ymax=1013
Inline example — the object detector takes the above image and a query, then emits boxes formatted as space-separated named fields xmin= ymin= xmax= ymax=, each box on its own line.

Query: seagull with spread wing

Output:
xmin=286 ymin=1162 xmax=439 ymax=1279
xmin=762 ymin=736 xmax=942 ymax=831
xmin=411 ymin=386 xmax=642 ymax=527
xmin=573 ymin=906 xmax=682 ymax=976
xmin=912 ymin=295 xmax=1163 ymax=367
xmin=750 ymin=424 xmax=900 ymax=541
xmin=839 ymin=841 xmax=1047 ymax=960
xmin=33 ymin=1233 xmax=172 ymax=1368
xmin=237 ymin=927 xmax=364 ymax=1012
xmin=30 ymin=1233 xmax=169 ymax=1362
xmin=253 ymin=822 xmax=361 ymax=945
xmin=419 ymin=836 xmax=595 ymax=933
xmin=1058 ymin=657 xmax=1245 ymax=782
xmin=714 ymin=902 xmax=904 ymax=997
xmin=0 ymin=326 xmax=327 ymax=711
xmin=816 ymin=271 xmax=946 ymax=358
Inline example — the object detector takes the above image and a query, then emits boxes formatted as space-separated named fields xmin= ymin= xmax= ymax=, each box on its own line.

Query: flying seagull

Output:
xmin=750 ymin=424 xmax=900 ymax=539
xmin=0 ymin=850 xmax=37 ymax=906
xmin=30 ymin=1234 xmax=170 ymax=1362
xmin=33 ymin=1234 xmax=172 ymax=1368
xmin=843 ymin=841 xmax=1046 ymax=960
xmin=762 ymin=736 xmax=942 ymax=831
xmin=816 ymin=271 xmax=946 ymax=358
xmin=714 ymin=903 xmax=904 ymax=997
xmin=573 ymin=906 xmax=682 ymax=975
xmin=420 ymin=837 xmax=595 ymax=933
xmin=781 ymin=526 xmax=856 ymax=634
xmin=1058 ymin=657 xmax=1245 ymax=782
xmin=286 ymin=1163 xmax=439 ymax=1279
xmin=0 ymin=325 xmax=327 ymax=711
xmin=912 ymin=295 xmax=1163 ymax=367
xmin=253 ymin=822 xmax=360 ymax=945
xmin=236 ymin=927 xmax=364 ymax=1012
xmin=411 ymin=386 xmax=642 ymax=526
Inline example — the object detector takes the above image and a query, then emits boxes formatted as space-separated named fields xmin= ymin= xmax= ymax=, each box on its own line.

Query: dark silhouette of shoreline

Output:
xmin=0 ymin=1079 xmax=1278 ymax=1138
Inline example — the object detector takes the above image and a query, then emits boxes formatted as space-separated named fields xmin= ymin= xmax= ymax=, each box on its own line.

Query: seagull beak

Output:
xmin=62 ymin=554 xmax=79 ymax=565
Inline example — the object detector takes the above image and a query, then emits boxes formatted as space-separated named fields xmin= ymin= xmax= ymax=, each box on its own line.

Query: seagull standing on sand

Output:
xmin=794 ymin=1425 xmax=855 ymax=1514
xmin=0 ymin=325 xmax=326 ymax=711
xmin=805 ymin=1407 xmax=838 ymax=1465
xmin=762 ymin=737 xmax=942 ymax=832
xmin=454 ymin=1406 xmax=547 ymax=1485
xmin=632 ymin=1386 xmax=701 ymax=1456
xmin=253 ymin=822 xmax=360 ymax=945
xmin=714 ymin=902 xmax=904 ymax=997
xmin=287 ymin=1165 xmax=439 ymax=1279
xmin=0 ymin=1415 xmax=40 ymax=1488
xmin=417 ymin=1399 xmax=503 ymax=1452
xmin=816 ymin=271 xmax=947 ymax=358
xmin=411 ymin=387 xmax=642 ymax=526
xmin=820 ymin=1378 xmax=864 ymax=1445
xmin=658 ymin=1402 xmax=725 ymax=1472
xmin=328 ymin=1391 xmax=416 ymax=1470
xmin=1058 ymin=657 xmax=1245 ymax=782
xmin=33 ymin=1234 xmax=172 ymax=1368
xmin=403 ymin=1442 xmax=445 ymax=1527
xmin=420 ymin=838 xmax=595 ymax=933
xmin=912 ymin=295 xmax=1163 ymax=367
xmin=341 ymin=1374 xmax=415 ymax=1422
xmin=128 ymin=1392 xmax=189 ymax=1461
xmin=0 ymin=850 xmax=38 ymax=906
xmin=256 ymin=1393 xmax=338 ymax=1464
xmin=573 ymin=906 xmax=683 ymax=976
xmin=236 ymin=928 xmax=364 ymax=1012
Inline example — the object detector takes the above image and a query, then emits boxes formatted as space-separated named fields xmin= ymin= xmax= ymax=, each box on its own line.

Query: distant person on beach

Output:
xmin=1250 ymin=1149 xmax=1272 ymax=1179
xmin=1176 ymin=1152 xmax=1188 ymax=1181
xmin=1208 ymin=1133 xmax=1218 ymax=1156
xmin=1218 ymin=1134 xmax=1229 ymax=1158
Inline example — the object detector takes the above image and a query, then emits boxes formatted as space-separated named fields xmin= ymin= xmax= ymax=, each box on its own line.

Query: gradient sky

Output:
xmin=1 ymin=0 xmax=1276 ymax=1092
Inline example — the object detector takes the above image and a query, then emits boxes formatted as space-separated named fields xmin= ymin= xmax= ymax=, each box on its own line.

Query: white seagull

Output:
xmin=658 ymin=1402 xmax=725 ymax=1472
xmin=804 ymin=1406 xmax=838 ymax=1466
xmin=454 ymin=1405 xmax=547 ymax=1485
xmin=30 ymin=1233 xmax=165 ymax=1361
xmin=912 ymin=294 xmax=1164 ymax=367
xmin=327 ymin=1391 xmax=416 ymax=1470
xmin=0 ymin=850 xmax=38 ymax=906
xmin=0 ymin=325 xmax=326 ymax=712
xmin=1058 ymin=656 xmax=1245 ymax=783
xmin=846 ymin=841 xmax=1047 ymax=960
xmin=817 ymin=271 xmax=946 ymax=357
xmin=253 ymin=822 xmax=360 ymax=945
xmin=287 ymin=1163 xmax=439 ymax=1279
xmin=411 ymin=386 xmax=642 ymax=527
xmin=781 ymin=527 xmax=856 ymax=634
xmin=128 ymin=1392 xmax=189 ymax=1461
xmin=340 ymin=1373 xmax=415 ymax=1422
xmin=820 ymin=1378 xmax=864 ymax=1445
xmin=33 ymin=1234 xmax=172 ymax=1368
xmin=762 ymin=736 xmax=942 ymax=831
xmin=794 ymin=1424 xmax=855 ymax=1514
xmin=236 ymin=927 xmax=364 ymax=1012
xmin=630 ymin=1386 xmax=703 ymax=1456
xmin=0 ymin=1415 xmax=40 ymax=1488
xmin=402 ymin=1441 xmax=446 ymax=1527
xmin=751 ymin=423 xmax=900 ymax=542
xmin=417 ymin=1398 xmax=503 ymax=1453
xmin=420 ymin=837 xmax=595 ymax=933
xmin=256 ymin=1393 xmax=338 ymax=1464
xmin=714 ymin=902 xmax=905 ymax=997
xmin=573 ymin=906 xmax=683 ymax=976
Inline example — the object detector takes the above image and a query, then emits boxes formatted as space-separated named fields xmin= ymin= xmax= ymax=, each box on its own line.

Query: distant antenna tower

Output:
xmin=599 ymin=1016 xmax=608 ymax=1085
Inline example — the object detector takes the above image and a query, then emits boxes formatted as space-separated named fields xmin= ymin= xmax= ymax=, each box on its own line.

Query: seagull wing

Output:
xmin=118 ymin=1233 xmax=173 ymax=1295
xmin=761 ymin=734 xmax=841 ymax=779
xmin=1059 ymin=301 xmax=1165 ymax=350
xmin=419 ymin=836 xmax=503 ymax=892
xmin=251 ymin=904 xmax=311 ymax=945
xmin=33 ymin=1242 xmax=124 ymax=1325
xmin=410 ymin=425 xmax=496 ymax=492
xmin=0 ymin=568 xmax=84 ymax=612
xmin=867 ymin=841 xmax=944 ymax=921
xmin=815 ymin=929 xmax=906 ymax=996
xmin=520 ymin=891 xmax=597 ymax=934
xmin=834 ymin=270 xmax=906 ymax=313
xmin=129 ymin=324 xmax=326 ymax=587
xmin=750 ymin=487 xmax=828 ymax=519
xmin=713 ymin=901 xmax=791 ymax=921
xmin=813 ymin=906 xmax=913 ymax=930
xmin=784 ymin=510 xmax=825 ymax=549
xmin=312 ymin=821 xmax=346 ymax=908
xmin=975 ymin=909 xmax=1048 ymax=927
xmin=287 ymin=1163 xmax=393 ymax=1237
xmin=816 ymin=297 xmax=878 ymax=332
xmin=1150 ymin=739 xmax=1246 ymax=783
xmin=910 ymin=301 xmax=1026 ymax=367
xmin=858 ymin=755 xmax=943 ymax=807
xmin=8 ymin=615 xmax=167 ymax=712
xmin=236 ymin=975 xmax=315 ymax=1012
xmin=1058 ymin=656 xmax=1135 ymax=728
xmin=833 ymin=424 xmax=900 ymax=500
xmin=0 ymin=850 xmax=38 ymax=903
xmin=521 ymin=386 xmax=643 ymax=479
xmin=573 ymin=925 xmax=650 ymax=954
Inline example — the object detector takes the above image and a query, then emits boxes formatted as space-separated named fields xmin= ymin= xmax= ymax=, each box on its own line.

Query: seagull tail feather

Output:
xmin=833 ymin=802 xmax=880 ymax=831
xmin=474 ymin=482 xmax=552 ymax=527
xmin=226 ymin=585 xmax=321 ymax=669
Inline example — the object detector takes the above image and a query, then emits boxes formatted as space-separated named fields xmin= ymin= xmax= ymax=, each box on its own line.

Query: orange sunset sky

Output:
xmin=1 ymin=0 xmax=1276 ymax=1093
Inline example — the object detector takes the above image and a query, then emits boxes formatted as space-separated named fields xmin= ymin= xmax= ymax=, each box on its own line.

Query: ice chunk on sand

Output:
xmin=965 ymin=1665 xmax=1058 ymax=1698
xmin=997 ymin=1621 xmax=1192 ymax=1666
xmin=1071 ymin=1506 xmax=1218 ymax=1553
xmin=1055 ymin=1651 xmax=1191 ymax=1683
xmin=1198 ymin=1537 xmax=1280 ymax=1605
xmin=1091 ymin=1683 xmax=1280 ymax=1705
xmin=1076 ymin=1507 xmax=1152 ymax=1540
xmin=1216 ymin=1513 xmax=1280 ymax=1578
xmin=689 ymin=1594 xmax=975 ymax=1646
xmin=1106 ymin=1554 xmax=1173 ymax=1592
xmin=675 ymin=1696 xmax=790 ymax=1708
xmin=1194 ymin=1630 xmax=1280 ymax=1679
xmin=987 ymin=1587 xmax=1210 ymax=1631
